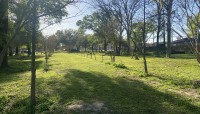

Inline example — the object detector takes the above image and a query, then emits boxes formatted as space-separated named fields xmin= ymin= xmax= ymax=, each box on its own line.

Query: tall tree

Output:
xmin=93 ymin=0 xmax=142 ymax=55
xmin=31 ymin=0 xmax=37 ymax=112
xmin=27 ymin=0 xmax=77 ymax=112
xmin=0 ymin=0 xmax=8 ymax=68
xmin=164 ymin=0 xmax=174 ymax=58
xmin=174 ymin=0 xmax=200 ymax=64
xmin=154 ymin=0 xmax=164 ymax=56
xmin=143 ymin=0 xmax=148 ymax=74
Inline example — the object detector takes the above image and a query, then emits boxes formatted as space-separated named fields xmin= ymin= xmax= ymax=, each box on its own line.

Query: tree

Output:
xmin=142 ymin=0 xmax=148 ymax=74
xmin=164 ymin=0 xmax=174 ymax=58
xmin=12 ymin=0 xmax=77 ymax=112
xmin=174 ymin=0 xmax=200 ymax=64
xmin=0 ymin=0 xmax=8 ymax=68
xmin=94 ymin=0 xmax=142 ymax=55
xmin=154 ymin=0 xmax=164 ymax=56
xmin=77 ymin=12 xmax=109 ymax=51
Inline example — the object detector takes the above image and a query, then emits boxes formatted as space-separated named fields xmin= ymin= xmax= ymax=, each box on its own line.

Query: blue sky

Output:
xmin=40 ymin=1 xmax=94 ymax=36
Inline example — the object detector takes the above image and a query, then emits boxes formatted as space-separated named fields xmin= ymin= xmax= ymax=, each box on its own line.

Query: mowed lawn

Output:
xmin=0 ymin=52 xmax=200 ymax=113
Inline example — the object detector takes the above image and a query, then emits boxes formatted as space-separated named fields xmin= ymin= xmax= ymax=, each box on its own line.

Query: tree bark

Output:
xmin=104 ymin=39 xmax=107 ymax=51
xmin=9 ymin=46 xmax=13 ymax=56
xmin=163 ymin=10 xmax=166 ymax=54
xmin=28 ymin=45 xmax=31 ymax=56
xmin=156 ymin=3 xmax=161 ymax=57
xmin=0 ymin=46 xmax=8 ymax=68
xmin=117 ymin=26 xmax=123 ymax=56
xmin=143 ymin=0 xmax=148 ymax=74
xmin=0 ymin=0 xmax=8 ymax=68
xmin=166 ymin=0 xmax=173 ymax=58
xmin=127 ymin=31 xmax=131 ymax=55
xmin=15 ymin=46 xmax=19 ymax=56
xmin=31 ymin=0 xmax=37 ymax=113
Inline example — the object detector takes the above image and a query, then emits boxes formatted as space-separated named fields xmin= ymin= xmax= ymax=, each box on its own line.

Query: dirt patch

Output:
xmin=66 ymin=101 xmax=110 ymax=113
xmin=168 ymin=88 xmax=200 ymax=100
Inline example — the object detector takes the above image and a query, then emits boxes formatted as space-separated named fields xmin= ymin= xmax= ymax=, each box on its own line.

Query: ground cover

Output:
xmin=0 ymin=52 xmax=200 ymax=113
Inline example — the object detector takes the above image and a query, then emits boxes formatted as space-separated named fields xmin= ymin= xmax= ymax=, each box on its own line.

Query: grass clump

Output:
xmin=105 ymin=62 xmax=127 ymax=69
xmin=0 ymin=96 xmax=8 ymax=112
xmin=113 ymin=63 xmax=127 ymax=69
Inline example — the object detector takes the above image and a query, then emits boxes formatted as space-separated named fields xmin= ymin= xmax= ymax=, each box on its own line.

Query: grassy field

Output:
xmin=0 ymin=52 xmax=200 ymax=113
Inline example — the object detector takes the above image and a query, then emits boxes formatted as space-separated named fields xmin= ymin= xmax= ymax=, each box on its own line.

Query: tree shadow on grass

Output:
xmin=149 ymin=74 xmax=194 ymax=88
xmin=170 ymin=54 xmax=196 ymax=59
xmin=5 ymin=69 xmax=200 ymax=113
xmin=35 ymin=69 xmax=200 ymax=114
xmin=0 ymin=60 xmax=43 ymax=83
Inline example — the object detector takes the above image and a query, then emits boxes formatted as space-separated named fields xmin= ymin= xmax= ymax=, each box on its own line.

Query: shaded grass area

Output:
xmin=1 ymin=53 xmax=200 ymax=113
xmin=0 ymin=55 xmax=44 ymax=113
xmin=5 ymin=69 xmax=200 ymax=114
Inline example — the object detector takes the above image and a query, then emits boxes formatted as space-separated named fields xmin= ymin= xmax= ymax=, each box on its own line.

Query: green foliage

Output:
xmin=105 ymin=62 xmax=127 ymax=69
xmin=187 ymin=14 xmax=200 ymax=38
xmin=112 ymin=63 xmax=127 ymax=69
xmin=132 ymin=20 xmax=156 ymax=43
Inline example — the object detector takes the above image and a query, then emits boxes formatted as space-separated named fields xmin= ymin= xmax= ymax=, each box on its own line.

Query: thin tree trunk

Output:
xmin=31 ymin=0 xmax=37 ymax=113
xmin=91 ymin=44 xmax=94 ymax=52
xmin=9 ymin=46 xmax=13 ymax=56
xmin=15 ymin=46 xmax=19 ymax=56
xmin=118 ymin=26 xmax=123 ymax=56
xmin=166 ymin=0 xmax=173 ymax=58
xmin=0 ymin=46 xmax=8 ymax=68
xmin=27 ymin=41 xmax=31 ymax=56
xmin=156 ymin=3 xmax=161 ymax=57
xmin=84 ymin=44 xmax=87 ymax=52
xmin=163 ymin=10 xmax=166 ymax=53
xmin=127 ymin=31 xmax=131 ymax=55
xmin=104 ymin=39 xmax=107 ymax=51
xmin=143 ymin=0 xmax=148 ymax=74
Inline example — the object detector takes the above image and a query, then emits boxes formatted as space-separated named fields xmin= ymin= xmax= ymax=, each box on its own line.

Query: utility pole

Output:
xmin=143 ymin=0 xmax=148 ymax=74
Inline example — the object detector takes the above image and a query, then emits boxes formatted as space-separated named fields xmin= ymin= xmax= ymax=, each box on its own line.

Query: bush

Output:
xmin=121 ymin=51 xmax=129 ymax=56
xmin=113 ymin=63 xmax=127 ymax=69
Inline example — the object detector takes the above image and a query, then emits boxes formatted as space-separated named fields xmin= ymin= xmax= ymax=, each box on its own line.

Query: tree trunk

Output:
xmin=0 ymin=46 xmax=8 ymax=68
xmin=166 ymin=0 xmax=173 ymax=58
xmin=156 ymin=3 xmax=161 ymax=57
xmin=127 ymin=31 xmax=131 ymax=55
xmin=91 ymin=44 xmax=94 ymax=52
xmin=31 ymin=0 xmax=37 ymax=113
xmin=197 ymin=54 xmax=200 ymax=64
xmin=27 ymin=43 xmax=31 ymax=56
xmin=104 ymin=39 xmax=107 ymax=51
xmin=0 ymin=0 xmax=8 ymax=68
xmin=15 ymin=46 xmax=19 ymax=56
xmin=143 ymin=0 xmax=148 ymax=74
xmin=84 ymin=43 xmax=87 ymax=52
xmin=133 ymin=44 xmax=139 ymax=60
xmin=118 ymin=26 xmax=123 ymax=56
xmin=9 ymin=46 xmax=13 ymax=56
xmin=163 ymin=10 xmax=166 ymax=54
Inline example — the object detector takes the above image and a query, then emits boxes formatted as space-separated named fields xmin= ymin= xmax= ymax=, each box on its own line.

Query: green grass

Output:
xmin=0 ymin=52 xmax=200 ymax=113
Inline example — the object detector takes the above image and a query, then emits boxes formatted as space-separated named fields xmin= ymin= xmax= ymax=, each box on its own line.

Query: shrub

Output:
xmin=113 ymin=63 xmax=127 ymax=69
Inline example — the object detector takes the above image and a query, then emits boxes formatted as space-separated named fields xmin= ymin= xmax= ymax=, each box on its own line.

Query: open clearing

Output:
xmin=0 ymin=53 xmax=200 ymax=113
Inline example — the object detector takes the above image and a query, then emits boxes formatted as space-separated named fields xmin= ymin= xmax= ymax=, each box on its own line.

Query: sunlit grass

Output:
xmin=0 ymin=52 xmax=200 ymax=113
